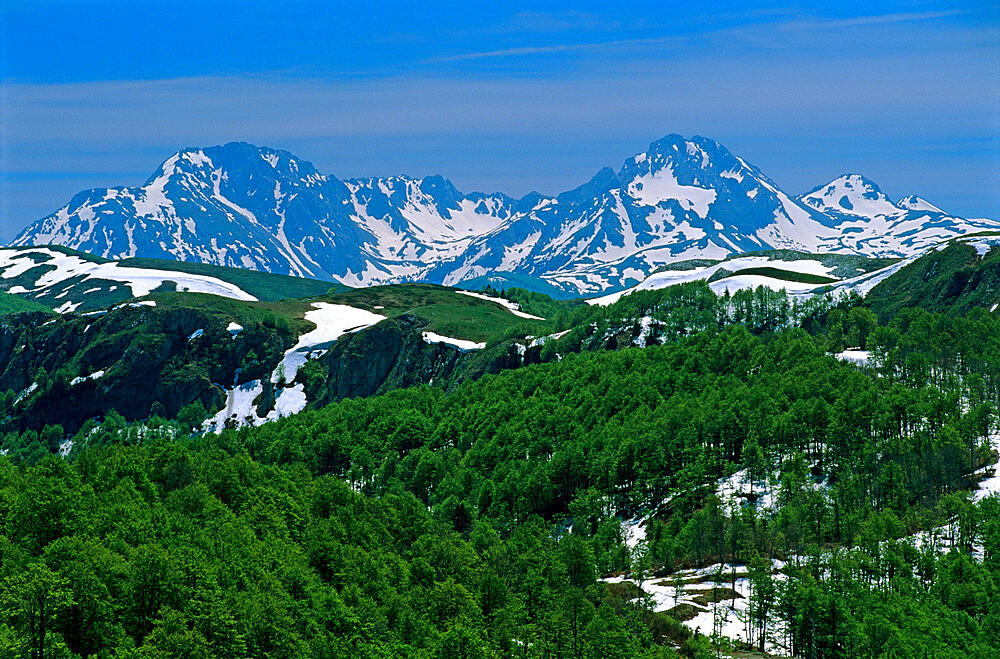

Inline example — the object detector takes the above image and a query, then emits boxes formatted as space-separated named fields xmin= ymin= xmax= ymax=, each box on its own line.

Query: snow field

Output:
xmin=0 ymin=247 xmax=258 ymax=310
xmin=456 ymin=290 xmax=545 ymax=320
xmin=422 ymin=332 xmax=485 ymax=353
xmin=205 ymin=304 xmax=386 ymax=432
xmin=589 ymin=255 xmax=837 ymax=306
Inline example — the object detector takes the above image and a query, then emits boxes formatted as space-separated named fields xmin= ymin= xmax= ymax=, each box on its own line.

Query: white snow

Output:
xmin=590 ymin=255 xmax=836 ymax=305
xmin=54 ymin=300 xmax=82 ymax=313
xmin=277 ymin=303 xmax=386 ymax=383
xmin=188 ymin=328 xmax=204 ymax=340
xmin=622 ymin=518 xmax=647 ymax=550
xmin=626 ymin=164 xmax=717 ymax=218
xmin=422 ymin=331 xmax=486 ymax=353
xmin=456 ymin=290 xmax=545 ymax=319
xmin=897 ymin=195 xmax=944 ymax=213
xmin=14 ymin=382 xmax=38 ymax=405
xmin=226 ymin=322 xmax=243 ymax=337
xmin=800 ymin=175 xmax=902 ymax=219
xmin=205 ymin=303 xmax=386 ymax=432
xmin=716 ymin=468 xmax=777 ymax=512
xmin=603 ymin=560 xmax=786 ymax=649
xmin=965 ymin=237 xmax=996 ymax=257
xmin=835 ymin=349 xmax=871 ymax=365
xmin=112 ymin=300 xmax=156 ymax=310
xmin=0 ymin=247 xmax=258 ymax=312
xmin=973 ymin=433 xmax=1000 ymax=502
xmin=708 ymin=274 xmax=818 ymax=296
xmin=69 ymin=370 xmax=105 ymax=386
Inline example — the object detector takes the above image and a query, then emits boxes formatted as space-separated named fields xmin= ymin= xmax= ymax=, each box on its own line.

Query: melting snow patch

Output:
xmin=54 ymin=300 xmax=82 ymax=313
xmin=422 ymin=331 xmax=485 ymax=352
xmin=964 ymin=237 xmax=996 ymax=257
xmin=456 ymin=290 xmax=545 ymax=320
xmin=188 ymin=328 xmax=204 ymax=341
xmin=602 ymin=560 xmax=786 ymax=650
xmin=69 ymin=370 xmax=105 ymax=386
xmin=111 ymin=300 xmax=157 ymax=311
xmin=226 ymin=322 xmax=243 ymax=338
xmin=622 ymin=518 xmax=647 ymax=550
xmin=529 ymin=329 xmax=571 ymax=348
xmin=835 ymin=349 xmax=870 ymax=365
xmin=205 ymin=303 xmax=386 ymax=432
xmin=973 ymin=433 xmax=1000 ymax=502
xmin=717 ymin=468 xmax=776 ymax=511
xmin=14 ymin=383 xmax=38 ymax=405
xmin=0 ymin=247 xmax=258 ymax=302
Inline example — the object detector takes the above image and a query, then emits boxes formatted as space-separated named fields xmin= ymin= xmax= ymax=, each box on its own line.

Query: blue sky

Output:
xmin=1 ymin=1 xmax=998 ymax=240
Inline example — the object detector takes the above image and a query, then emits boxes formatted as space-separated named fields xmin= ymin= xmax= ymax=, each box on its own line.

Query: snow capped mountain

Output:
xmin=799 ymin=174 xmax=903 ymax=219
xmin=13 ymin=136 xmax=999 ymax=296
xmin=794 ymin=174 xmax=999 ymax=257
xmin=896 ymin=195 xmax=944 ymax=213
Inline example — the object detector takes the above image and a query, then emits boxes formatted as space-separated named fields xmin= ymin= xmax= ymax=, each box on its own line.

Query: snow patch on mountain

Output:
xmin=799 ymin=174 xmax=901 ymax=219
xmin=0 ymin=247 xmax=257 ymax=309
xmin=13 ymin=137 xmax=999 ymax=297
xmin=205 ymin=303 xmax=386 ymax=432
xmin=456 ymin=290 xmax=544 ymax=319
xmin=589 ymin=255 xmax=836 ymax=306
xmin=422 ymin=332 xmax=485 ymax=352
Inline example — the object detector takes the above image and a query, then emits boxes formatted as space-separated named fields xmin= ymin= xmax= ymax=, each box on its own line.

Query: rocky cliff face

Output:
xmin=310 ymin=315 xmax=518 ymax=406
xmin=0 ymin=305 xmax=292 ymax=432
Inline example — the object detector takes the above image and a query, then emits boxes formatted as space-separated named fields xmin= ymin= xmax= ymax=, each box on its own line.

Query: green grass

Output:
xmin=864 ymin=240 xmax=1000 ymax=320
xmin=146 ymin=281 xmax=547 ymax=343
xmin=119 ymin=257 xmax=346 ymax=301
xmin=147 ymin=291 xmax=317 ymax=334
xmin=714 ymin=266 xmax=839 ymax=285
xmin=324 ymin=283 xmax=550 ymax=342
xmin=0 ymin=291 xmax=52 ymax=315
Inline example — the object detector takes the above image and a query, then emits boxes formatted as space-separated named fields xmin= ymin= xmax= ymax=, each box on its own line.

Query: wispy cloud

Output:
xmin=425 ymin=35 xmax=682 ymax=63
xmin=3 ymin=5 xmax=998 ymax=238
xmin=429 ymin=8 xmax=983 ymax=65
xmin=780 ymin=9 xmax=963 ymax=30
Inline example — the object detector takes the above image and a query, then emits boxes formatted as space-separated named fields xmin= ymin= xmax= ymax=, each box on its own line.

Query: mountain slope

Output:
xmin=861 ymin=233 xmax=1000 ymax=319
xmin=0 ymin=245 xmax=345 ymax=312
xmin=588 ymin=250 xmax=896 ymax=305
xmin=597 ymin=233 xmax=1000 ymax=320
xmin=14 ymin=136 xmax=998 ymax=295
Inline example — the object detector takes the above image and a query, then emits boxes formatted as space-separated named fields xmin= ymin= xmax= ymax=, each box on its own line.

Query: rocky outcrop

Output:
xmin=311 ymin=314 xmax=524 ymax=407
xmin=0 ymin=306 xmax=292 ymax=433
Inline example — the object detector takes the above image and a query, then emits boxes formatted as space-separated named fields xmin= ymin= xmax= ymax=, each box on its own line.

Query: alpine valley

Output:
xmin=14 ymin=135 xmax=999 ymax=296
xmin=3 ymin=135 xmax=1000 ymax=659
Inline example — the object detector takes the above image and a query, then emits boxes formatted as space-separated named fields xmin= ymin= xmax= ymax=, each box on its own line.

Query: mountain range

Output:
xmin=13 ymin=135 xmax=998 ymax=296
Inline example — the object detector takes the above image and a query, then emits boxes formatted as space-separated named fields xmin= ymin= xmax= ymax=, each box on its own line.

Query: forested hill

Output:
xmin=0 ymin=275 xmax=997 ymax=656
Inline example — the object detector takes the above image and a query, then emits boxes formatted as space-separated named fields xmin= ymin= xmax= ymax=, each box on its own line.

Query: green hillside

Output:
xmin=864 ymin=236 xmax=1000 ymax=320
xmin=0 ymin=290 xmax=52 ymax=315
xmin=120 ymin=256 xmax=346 ymax=300
xmin=324 ymin=283 xmax=549 ymax=342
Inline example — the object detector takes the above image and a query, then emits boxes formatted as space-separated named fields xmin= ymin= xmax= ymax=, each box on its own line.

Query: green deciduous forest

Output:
xmin=0 ymin=281 xmax=997 ymax=657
